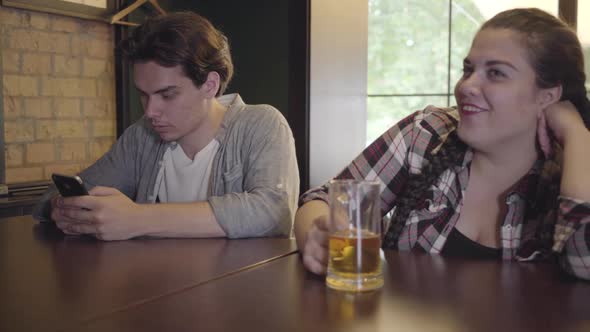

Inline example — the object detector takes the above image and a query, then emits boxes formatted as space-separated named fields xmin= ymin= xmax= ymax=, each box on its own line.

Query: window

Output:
xmin=366 ymin=0 xmax=590 ymax=145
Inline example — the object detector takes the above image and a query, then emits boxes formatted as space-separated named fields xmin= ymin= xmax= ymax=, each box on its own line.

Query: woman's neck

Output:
xmin=470 ymin=139 xmax=539 ymax=192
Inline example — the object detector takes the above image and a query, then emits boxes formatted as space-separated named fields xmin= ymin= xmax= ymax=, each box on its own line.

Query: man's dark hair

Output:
xmin=119 ymin=11 xmax=234 ymax=96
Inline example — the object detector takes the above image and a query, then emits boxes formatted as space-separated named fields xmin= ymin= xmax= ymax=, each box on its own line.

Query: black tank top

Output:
xmin=440 ymin=228 xmax=502 ymax=259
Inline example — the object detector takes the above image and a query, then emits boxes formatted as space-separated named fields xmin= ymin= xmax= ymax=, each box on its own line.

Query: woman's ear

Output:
xmin=201 ymin=71 xmax=221 ymax=98
xmin=538 ymin=84 xmax=562 ymax=109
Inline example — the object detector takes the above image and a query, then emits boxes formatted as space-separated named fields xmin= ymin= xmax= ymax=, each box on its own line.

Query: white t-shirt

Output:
xmin=157 ymin=139 xmax=220 ymax=203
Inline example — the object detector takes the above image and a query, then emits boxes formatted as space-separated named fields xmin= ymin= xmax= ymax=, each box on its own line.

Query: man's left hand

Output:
xmin=53 ymin=186 xmax=145 ymax=241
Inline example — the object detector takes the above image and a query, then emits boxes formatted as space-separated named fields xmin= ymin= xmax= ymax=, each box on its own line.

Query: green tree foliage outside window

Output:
xmin=367 ymin=0 xmax=486 ymax=144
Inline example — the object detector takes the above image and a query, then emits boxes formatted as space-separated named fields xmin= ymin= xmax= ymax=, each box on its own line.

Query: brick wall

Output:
xmin=1 ymin=5 xmax=116 ymax=183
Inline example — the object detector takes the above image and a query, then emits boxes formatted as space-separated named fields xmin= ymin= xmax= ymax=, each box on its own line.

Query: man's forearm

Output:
xmin=138 ymin=201 xmax=226 ymax=238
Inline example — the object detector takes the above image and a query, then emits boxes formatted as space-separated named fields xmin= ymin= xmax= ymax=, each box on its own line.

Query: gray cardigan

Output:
xmin=34 ymin=94 xmax=300 ymax=238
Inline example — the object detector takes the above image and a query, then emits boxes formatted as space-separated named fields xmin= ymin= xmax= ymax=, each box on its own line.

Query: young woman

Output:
xmin=295 ymin=8 xmax=590 ymax=280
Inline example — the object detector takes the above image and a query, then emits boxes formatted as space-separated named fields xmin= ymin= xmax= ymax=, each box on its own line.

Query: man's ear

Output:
xmin=538 ymin=84 xmax=562 ymax=109
xmin=201 ymin=71 xmax=221 ymax=98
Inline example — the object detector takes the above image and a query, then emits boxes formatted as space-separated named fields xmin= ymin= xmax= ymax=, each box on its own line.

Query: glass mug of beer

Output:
xmin=326 ymin=180 xmax=383 ymax=291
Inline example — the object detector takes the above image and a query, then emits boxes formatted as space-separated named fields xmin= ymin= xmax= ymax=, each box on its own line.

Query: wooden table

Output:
xmin=73 ymin=251 xmax=590 ymax=332
xmin=3 ymin=216 xmax=589 ymax=332
xmin=0 ymin=216 xmax=297 ymax=332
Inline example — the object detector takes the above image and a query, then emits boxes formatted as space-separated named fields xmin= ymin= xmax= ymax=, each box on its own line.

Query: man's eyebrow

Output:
xmin=154 ymin=86 xmax=177 ymax=94
xmin=136 ymin=85 xmax=177 ymax=95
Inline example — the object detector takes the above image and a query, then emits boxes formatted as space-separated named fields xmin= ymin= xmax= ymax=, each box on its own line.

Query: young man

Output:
xmin=34 ymin=12 xmax=299 ymax=240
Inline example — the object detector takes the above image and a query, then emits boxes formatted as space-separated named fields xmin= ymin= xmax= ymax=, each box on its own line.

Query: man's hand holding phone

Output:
xmin=50 ymin=173 xmax=91 ymax=235
xmin=50 ymin=174 xmax=144 ymax=240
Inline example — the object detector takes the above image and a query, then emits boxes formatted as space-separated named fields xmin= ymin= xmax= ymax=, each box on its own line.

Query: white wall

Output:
xmin=309 ymin=0 xmax=368 ymax=187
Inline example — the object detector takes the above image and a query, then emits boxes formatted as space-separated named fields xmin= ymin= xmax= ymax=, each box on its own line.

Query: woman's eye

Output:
xmin=488 ymin=69 xmax=505 ymax=79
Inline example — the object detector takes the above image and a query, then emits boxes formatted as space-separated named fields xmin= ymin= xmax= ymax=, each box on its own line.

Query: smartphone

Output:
xmin=52 ymin=173 xmax=89 ymax=197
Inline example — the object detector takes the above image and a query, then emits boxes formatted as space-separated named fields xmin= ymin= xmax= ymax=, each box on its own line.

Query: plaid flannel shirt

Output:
xmin=300 ymin=106 xmax=590 ymax=280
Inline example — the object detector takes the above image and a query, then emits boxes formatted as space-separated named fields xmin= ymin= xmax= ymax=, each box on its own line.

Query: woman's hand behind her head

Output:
xmin=538 ymin=100 xmax=587 ymax=158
